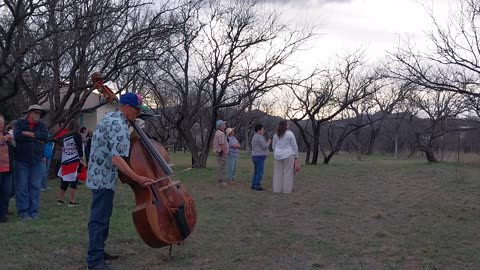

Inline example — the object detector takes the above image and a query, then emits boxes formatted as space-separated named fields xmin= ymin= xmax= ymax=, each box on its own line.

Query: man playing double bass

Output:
xmin=86 ymin=92 xmax=154 ymax=270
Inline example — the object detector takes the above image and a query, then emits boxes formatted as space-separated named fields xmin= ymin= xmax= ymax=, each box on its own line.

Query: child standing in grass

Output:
xmin=56 ymin=119 xmax=85 ymax=206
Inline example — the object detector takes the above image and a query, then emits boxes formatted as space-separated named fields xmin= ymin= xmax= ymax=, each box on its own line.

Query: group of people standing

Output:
xmin=1 ymin=92 xmax=300 ymax=270
xmin=0 ymin=93 xmax=150 ymax=270
xmin=212 ymin=120 xmax=242 ymax=187
xmin=0 ymin=105 xmax=49 ymax=221
xmin=213 ymin=119 xmax=300 ymax=193
xmin=0 ymin=105 xmax=94 ymax=223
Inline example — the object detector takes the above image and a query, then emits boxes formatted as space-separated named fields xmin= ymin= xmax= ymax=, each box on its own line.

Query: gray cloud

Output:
xmin=260 ymin=0 xmax=352 ymax=3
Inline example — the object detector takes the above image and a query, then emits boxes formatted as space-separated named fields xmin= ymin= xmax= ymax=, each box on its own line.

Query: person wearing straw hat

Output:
xmin=225 ymin=127 xmax=240 ymax=185
xmin=13 ymin=104 xmax=48 ymax=220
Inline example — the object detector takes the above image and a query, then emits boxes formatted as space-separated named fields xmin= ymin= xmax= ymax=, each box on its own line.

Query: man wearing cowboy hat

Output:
xmin=14 ymin=104 xmax=48 ymax=220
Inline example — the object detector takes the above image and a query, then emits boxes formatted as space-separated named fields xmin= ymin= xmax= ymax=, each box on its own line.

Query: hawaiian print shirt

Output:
xmin=86 ymin=110 xmax=130 ymax=190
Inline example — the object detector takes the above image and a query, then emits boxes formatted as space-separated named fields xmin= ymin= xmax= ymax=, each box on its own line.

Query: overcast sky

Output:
xmin=266 ymin=0 xmax=455 ymax=67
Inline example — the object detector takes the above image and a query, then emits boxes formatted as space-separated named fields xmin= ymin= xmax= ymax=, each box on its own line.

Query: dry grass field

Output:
xmin=0 ymin=152 xmax=479 ymax=270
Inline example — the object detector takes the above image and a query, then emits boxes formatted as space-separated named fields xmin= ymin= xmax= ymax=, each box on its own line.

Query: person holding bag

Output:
xmin=272 ymin=120 xmax=300 ymax=193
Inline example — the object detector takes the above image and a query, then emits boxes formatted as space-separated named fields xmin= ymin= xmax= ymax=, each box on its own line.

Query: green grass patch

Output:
xmin=0 ymin=152 xmax=479 ymax=269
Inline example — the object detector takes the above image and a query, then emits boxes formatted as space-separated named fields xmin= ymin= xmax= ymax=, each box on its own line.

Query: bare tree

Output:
xmin=389 ymin=0 xmax=480 ymax=99
xmin=139 ymin=0 xmax=316 ymax=167
xmin=407 ymin=90 xmax=467 ymax=162
xmin=380 ymin=101 xmax=414 ymax=158
xmin=320 ymin=109 xmax=377 ymax=165
xmin=348 ymin=82 xmax=411 ymax=158
xmin=0 ymin=0 xmax=52 ymax=119
xmin=0 ymin=0 xmax=181 ymax=130
xmin=286 ymin=52 xmax=383 ymax=165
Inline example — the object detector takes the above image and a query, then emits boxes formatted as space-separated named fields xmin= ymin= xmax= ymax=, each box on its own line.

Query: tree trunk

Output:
xmin=198 ymin=149 xmax=209 ymax=168
xmin=366 ymin=127 xmax=380 ymax=155
xmin=245 ymin=128 xmax=250 ymax=152
xmin=323 ymin=151 xmax=335 ymax=164
xmin=310 ymin=126 xmax=321 ymax=165
xmin=425 ymin=150 xmax=438 ymax=162
xmin=394 ymin=134 xmax=398 ymax=159
xmin=425 ymin=140 xmax=438 ymax=163
xmin=304 ymin=144 xmax=311 ymax=165
xmin=188 ymin=144 xmax=201 ymax=168
xmin=311 ymin=137 xmax=319 ymax=165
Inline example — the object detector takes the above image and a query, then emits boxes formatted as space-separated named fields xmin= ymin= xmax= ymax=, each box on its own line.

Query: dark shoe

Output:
xmin=88 ymin=261 xmax=111 ymax=270
xmin=0 ymin=216 xmax=8 ymax=223
xmin=104 ymin=252 xmax=119 ymax=260
xmin=56 ymin=200 xmax=64 ymax=205
xmin=68 ymin=201 xmax=80 ymax=207
xmin=251 ymin=186 xmax=264 ymax=191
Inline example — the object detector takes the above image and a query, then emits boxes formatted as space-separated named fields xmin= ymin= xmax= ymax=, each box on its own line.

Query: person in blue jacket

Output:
xmin=14 ymin=104 xmax=48 ymax=220
xmin=41 ymin=134 xmax=54 ymax=191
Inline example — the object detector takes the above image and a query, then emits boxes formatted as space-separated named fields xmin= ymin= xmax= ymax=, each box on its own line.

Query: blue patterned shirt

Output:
xmin=86 ymin=110 xmax=130 ymax=190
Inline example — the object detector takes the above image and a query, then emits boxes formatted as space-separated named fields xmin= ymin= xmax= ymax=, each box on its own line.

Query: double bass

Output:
xmin=91 ymin=72 xmax=196 ymax=249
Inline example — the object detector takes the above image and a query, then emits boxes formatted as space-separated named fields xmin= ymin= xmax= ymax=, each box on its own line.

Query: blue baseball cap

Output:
xmin=119 ymin=92 xmax=149 ymax=111
xmin=216 ymin=120 xmax=226 ymax=128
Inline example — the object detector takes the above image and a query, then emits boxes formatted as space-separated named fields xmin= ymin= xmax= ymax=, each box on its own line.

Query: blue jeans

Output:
xmin=0 ymin=172 xmax=13 ymax=219
xmin=40 ymin=158 xmax=51 ymax=189
xmin=226 ymin=155 xmax=238 ymax=180
xmin=15 ymin=161 xmax=43 ymax=218
xmin=87 ymin=189 xmax=115 ymax=268
xmin=251 ymin=156 xmax=266 ymax=188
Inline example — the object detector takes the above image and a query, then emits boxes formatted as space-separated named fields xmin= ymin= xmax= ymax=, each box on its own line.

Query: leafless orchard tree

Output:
xmin=0 ymin=0 xmax=181 ymax=130
xmin=138 ymin=0 xmax=317 ymax=167
xmin=43 ymin=0 xmax=181 ymax=129
xmin=406 ymin=90 xmax=467 ymax=162
xmin=389 ymin=0 xmax=480 ymax=101
xmin=0 ymin=0 xmax=51 ymax=118
xmin=320 ymin=110 xmax=377 ymax=165
xmin=347 ymin=81 xmax=411 ymax=159
xmin=379 ymin=94 xmax=414 ymax=159
xmin=286 ymin=52 xmax=383 ymax=165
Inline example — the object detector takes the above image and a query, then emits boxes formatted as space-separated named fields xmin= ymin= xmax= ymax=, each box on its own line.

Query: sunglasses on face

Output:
xmin=131 ymin=106 xmax=141 ymax=114
xmin=32 ymin=111 xmax=42 ymax=115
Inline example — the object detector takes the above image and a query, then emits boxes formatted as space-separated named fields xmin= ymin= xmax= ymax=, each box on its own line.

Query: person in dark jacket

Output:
xmin=14 ymin=104 xmax=48 ymax=220
xmin=85 ymin=129 xmax=93 ymax=165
